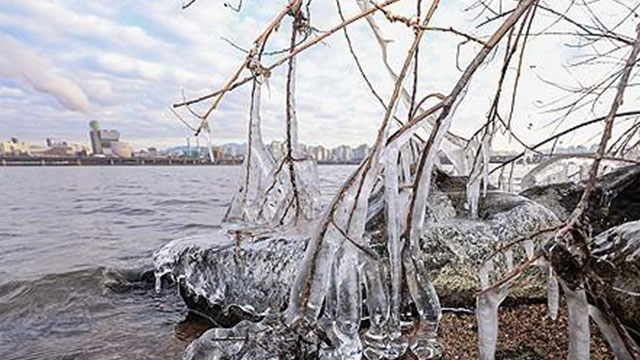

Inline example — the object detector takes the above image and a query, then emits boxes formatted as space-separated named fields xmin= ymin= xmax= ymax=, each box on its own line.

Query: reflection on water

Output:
xmin=0 ymin=165 xmax=353 ymax=359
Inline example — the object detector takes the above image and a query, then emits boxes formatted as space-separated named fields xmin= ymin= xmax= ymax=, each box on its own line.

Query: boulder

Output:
xmin=588 ymin=220 xmax=640 ymax=344
xmin=521 ymin=165 xmax=640 ymax=234
xmin=154 ymin=182 xmax=558 ymax=325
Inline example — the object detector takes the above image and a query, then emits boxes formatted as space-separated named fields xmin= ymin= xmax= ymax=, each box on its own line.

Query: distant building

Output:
xmin=42 ymin=138 xmax=89 ymax=157
xmin=110 ymin=142 xmax=132 ymax=158
xmin=308 ymin=145 xmax=327 ymax=162
xmin=88 ymin=120 xmax=132 ymax=158
xmin=331 ymin=145 xmax=353 ymax=162
xmin=211 ymin=146 xmax=225 ymax=162
xmin=0 ymin=138 xmax=30 ymax=156
xmin=223 ymin=143 xmax=246 ymax=161
xmin=352 ymin=144 xmax=370 ymax=162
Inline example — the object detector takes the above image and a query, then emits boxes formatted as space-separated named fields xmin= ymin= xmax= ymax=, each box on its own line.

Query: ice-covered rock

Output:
xmin=154 ymin=182 xmax=558 ymax=327
xmin=521 ymin=165 xmax=640 ymax=234
xmin=153 ymin=228 xmax=309 ymax=327
xmin=520 ymin=156 xmax=629 ymax=190
xmin=588 ymin=220 xmax=640 ymax=347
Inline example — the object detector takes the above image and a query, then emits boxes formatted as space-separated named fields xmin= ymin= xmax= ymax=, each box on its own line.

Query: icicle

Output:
xmin=504 ymin=248 xmax=514 ymax=271
xmin=400 ymin=143 xmax=413 ymax=185
xmin=154 ymin=273 xmax=163 ymax=294
xmin=361 ymin=258 xmax=390 ymax=360
xmin=466 ymin=178 xmax=481 ymax=219
xmin=385 ymin=145 xmax=403 ymax=327
xmin=362 ymin=144 xmax=409 ymax=360
xmin=481 ymin=135 xmax=491 ymax=196
xmin=224 ymin=79 xmax=275 ymax=224
xmin=476 ymin=259 xmax=508 ymax=360
xmin=404 ymin=252 xmax=442 ymax=359
xmin=547 ymin=267 xmax=559 ymax=320
xmin=562 ymin=282 xmax=591 ymax=360
xmin=589 ymin=305 xmax=638 ymax=360
xmin=507 ymin=162 xmax=515 ymax=193
xmin=334 ymin=245 xmax=363 ymax=360
xmin=523 ymin=239 xmax=535 ymax=260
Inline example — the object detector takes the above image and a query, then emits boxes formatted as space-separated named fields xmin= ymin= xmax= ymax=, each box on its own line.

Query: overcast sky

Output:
xmin=0 ymin=0 xmax=637 ymax=150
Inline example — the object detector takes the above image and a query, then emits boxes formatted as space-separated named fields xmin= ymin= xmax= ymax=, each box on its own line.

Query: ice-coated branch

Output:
xmin=286 ymin=0 xmax=433 ymax=328
xmin=405 ymin=0 xmax=539 ymax=253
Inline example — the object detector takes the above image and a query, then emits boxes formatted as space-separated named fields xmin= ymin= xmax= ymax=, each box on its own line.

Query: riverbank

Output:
xmin=0 ymin=156 xmax=366 ymax=166
xmin=174 ymin=302 xmax=614 ymax=360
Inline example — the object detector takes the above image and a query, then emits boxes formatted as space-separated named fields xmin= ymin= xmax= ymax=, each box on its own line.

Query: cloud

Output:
xmin=0 ymin=32 xmax=90 ymax=112
xmin=0 ymin=0 xmax=637 ymax=151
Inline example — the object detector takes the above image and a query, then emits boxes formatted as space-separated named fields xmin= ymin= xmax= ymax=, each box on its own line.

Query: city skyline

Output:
xmin=1 ymin=1 xmax=634 ymax=152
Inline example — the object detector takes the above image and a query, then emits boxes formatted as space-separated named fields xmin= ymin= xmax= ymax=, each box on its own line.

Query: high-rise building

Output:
xmin=308 ymin=145 xmax=327 ymax=162
xmin=88 ymin=120 xmax=131 ymax=158
xmin=332 ymin=145 xmax=352 ymax=162
xmin=89 ymin=120 xmax=103 ymax=154
xmin=352 ymin=144 xmax=370 ymax=161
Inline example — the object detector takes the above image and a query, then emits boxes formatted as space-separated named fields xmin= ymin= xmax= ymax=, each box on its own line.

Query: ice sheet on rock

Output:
xmin=183 ymin=315 xmax=319 ymax=360
xmin=153 ymin=228 xmax=309 ymax=323
xmin=591 ymin=220 xmax=640 ymax=262
xmin=417 ymin=193 xmax=559 ymax=271
xmin=153 ymin=232 xmax=230 ymax=293
xmin=521 ymin=157 xmax=628 ymax=190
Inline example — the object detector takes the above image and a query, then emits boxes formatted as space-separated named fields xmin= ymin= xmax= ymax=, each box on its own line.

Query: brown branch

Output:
xmin=173 ymin=0 xmax=401 ymax=110
xmin=557 ymin=23 xmax=640 ymax=251
xmin=476 ymin=253 xmax=543 ymax=296
xmin=404 ymin=0 xmax=539 ymax=244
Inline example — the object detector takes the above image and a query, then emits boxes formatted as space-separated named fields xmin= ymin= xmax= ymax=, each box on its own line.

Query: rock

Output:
xmin=588 ymin=220 xmax=640 ymax=344
xmin=154 ymin=185 xmax=559 ymax=325
xmin=418 ymin=192 xmax=559 ymax=306
xmin=154 ymin=230 xmax=308 ymax=327
xmin=521 ymin=165 xmax=640 ymax=234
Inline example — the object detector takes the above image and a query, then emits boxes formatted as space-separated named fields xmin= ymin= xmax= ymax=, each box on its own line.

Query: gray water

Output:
xmin=0 ymin=165 xmax=353 ymax=360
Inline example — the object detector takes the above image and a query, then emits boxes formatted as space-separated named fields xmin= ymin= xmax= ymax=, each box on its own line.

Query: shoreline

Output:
xmin=0 ymin=156 xmax=361 ymax=167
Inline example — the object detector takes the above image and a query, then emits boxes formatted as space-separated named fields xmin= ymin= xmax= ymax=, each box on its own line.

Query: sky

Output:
xmin=0 ymin=0 xmax=638 ymax=151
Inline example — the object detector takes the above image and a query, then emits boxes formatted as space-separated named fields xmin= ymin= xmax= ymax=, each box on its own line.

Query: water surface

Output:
xmin=0 ymin=165 xmax=353 ymax=360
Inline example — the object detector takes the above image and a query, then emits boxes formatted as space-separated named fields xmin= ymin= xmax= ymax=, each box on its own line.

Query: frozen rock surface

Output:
xmin=589 ymin=220 xmax=640 ymax=345
xmin=521 ymin=165 xmax=640 ymax=234
xmin=154 ymin=175 xmax=556 ymax=327
xmin=154 ymin=229 xmax=309 ymax=327
xmin=154 ymin=168 xmax=640 ymax=359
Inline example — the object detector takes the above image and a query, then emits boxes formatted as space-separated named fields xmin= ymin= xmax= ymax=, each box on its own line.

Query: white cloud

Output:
xmin=0 ymin=0 xmax=638 ymax=152
xmin=0 ymin=32 xmax=91 ymax=112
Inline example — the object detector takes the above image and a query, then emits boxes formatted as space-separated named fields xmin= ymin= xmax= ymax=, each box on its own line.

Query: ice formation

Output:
xmin=520 ymin=156 xmax=629 ymax=190
xmin=161 ymin=0 xmax=640 ymax=358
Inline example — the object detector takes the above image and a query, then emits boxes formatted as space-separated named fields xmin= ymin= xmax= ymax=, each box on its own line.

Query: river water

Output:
xmin=0 ymin=165 xmax=354 ymax=360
